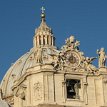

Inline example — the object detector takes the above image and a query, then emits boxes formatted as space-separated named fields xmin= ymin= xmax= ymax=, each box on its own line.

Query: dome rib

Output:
xmin=0 ymin=49 xmax=35 ymax=97
xmin=18 ymin=51 xmax=34 ymax=77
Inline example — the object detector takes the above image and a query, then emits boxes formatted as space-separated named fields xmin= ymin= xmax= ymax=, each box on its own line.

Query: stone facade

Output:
xmin=0 ymin=7 xmax=107 ymax=107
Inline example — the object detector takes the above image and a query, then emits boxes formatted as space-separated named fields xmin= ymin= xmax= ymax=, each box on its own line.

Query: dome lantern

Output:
xmin=33 ymin=7 xmax=55 ymax=48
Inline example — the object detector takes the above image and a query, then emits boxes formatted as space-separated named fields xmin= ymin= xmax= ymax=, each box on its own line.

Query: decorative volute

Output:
xmin=33 ymin=7 xmax=55 ymax=48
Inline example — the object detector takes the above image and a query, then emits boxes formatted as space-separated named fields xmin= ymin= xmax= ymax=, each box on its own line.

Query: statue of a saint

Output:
xmin=35 ymin=48 xmax=42 ymax=63
xmin=65 ymin=36 xmax=80 ymax=50
xmin=97 ymin=48 xmax=106 ymax=68
xmin=69 ymin=36 xmax=75 ymax=43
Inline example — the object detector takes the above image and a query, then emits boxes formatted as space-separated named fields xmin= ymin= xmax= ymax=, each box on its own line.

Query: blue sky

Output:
xmin=0 ymin=0 xmax=107 ymax=81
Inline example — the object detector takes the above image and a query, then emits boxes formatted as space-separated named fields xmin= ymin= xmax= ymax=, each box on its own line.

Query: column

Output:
xmin=47 ymin=35 xmax=49 ymax=45
xmin=48 ymin=36 xmax=51 ymax=45
xmin=37 ymin=36 xmax=39 ymax=47
xmin=34 ymin=37 xmax=37 ymax=47
xmin=41 ymin=35 xmax=43 ymax=45
xmin=45 ymin=35 xmax=47 ymax=45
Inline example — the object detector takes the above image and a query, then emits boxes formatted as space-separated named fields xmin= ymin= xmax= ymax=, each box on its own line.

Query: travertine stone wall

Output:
xmin=12 ymin=66 xmax=107 ymax=107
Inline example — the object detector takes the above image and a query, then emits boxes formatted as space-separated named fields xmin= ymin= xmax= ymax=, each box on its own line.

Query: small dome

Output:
xmin=33 ymin=8 xmax=55 ymax=47
xmin=0 ymin=47 xmax=58 ymax=97
xmin=35 ymin=16 xmax=52 ymax=35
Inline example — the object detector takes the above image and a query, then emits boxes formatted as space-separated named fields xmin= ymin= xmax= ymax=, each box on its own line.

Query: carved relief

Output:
xmin=33 ymin=82 xmax=42 ymax=101
xmin=50 ymin=35 xmax=99 ymax=74
xmin=14 ymin=84 xmax=27 ymax=103
xmin=50 ymin=36 xmax=83 ymax=70
xmin=65 ymin=35 xmax=80 ymax=50
xmin=42 ymin=48 xmax=49 ymax=62
xmin=29 ymin=53 xmax=35 ymax=60
xmin=84 ymin=57 xmax=98 ymax=73
xmin=29 ymin=35 xmax=106 ymax=75
xmin=103 ymin=76 xmax=107 ymax=83
xmin=6 ymin=96 xmax=14 ymax=106
xmin=33 ymin=47 xmax=59 ymax=65
xmin=103 ymin=79 xmax=107 ymax=84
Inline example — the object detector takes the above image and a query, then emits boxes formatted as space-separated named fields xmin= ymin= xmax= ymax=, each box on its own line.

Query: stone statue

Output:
xmin=35 ymin=48 xmax=42 ymax=63
xmin=52 ymin=57 xmax=59 ymax=70
xmin=65 ymin=38 xmax=71 ymax=46
xmin=69 ymin=36 xmax=75 ymax=43
xmin=74 ymin=83 xmax=79 ymax=99
xmin=97 ymin=48 xmax=106 ymax=68
xmin=52 ymin=53 xmax=61 ymax=70
xmin=65 ymin=36 xmax=75 ymax=48
xmin=51 ymin=52 xmax=65 ymax=70
xmin=65 ymin=36 xmax=80 ymax=50
xmin=74 ymin=40 xmax=80 ymax=50
xmin=84 ymin=57 xmax=97 ymax=73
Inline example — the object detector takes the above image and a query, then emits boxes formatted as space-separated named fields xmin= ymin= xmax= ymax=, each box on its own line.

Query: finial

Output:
xmin=41 ymin=6 xmax=45 ymax=14
xmin=41 ymin=6 xmax=46 ymax=21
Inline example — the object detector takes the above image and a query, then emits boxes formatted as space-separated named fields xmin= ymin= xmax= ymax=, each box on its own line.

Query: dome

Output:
xmin=35 ymin=14 xmax=52 ymax=35
xmin=0 ymin=46 xmax=58 ymax=98
xmin=0 ymin=7 xmax=58 ymax=98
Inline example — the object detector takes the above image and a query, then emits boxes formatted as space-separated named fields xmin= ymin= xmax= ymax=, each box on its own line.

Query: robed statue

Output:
xmin=97 ymin=48 xmax=107 ymax=68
